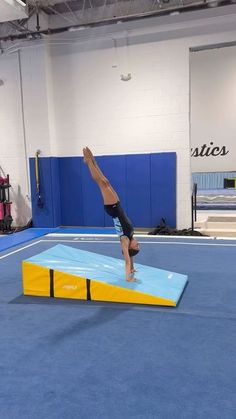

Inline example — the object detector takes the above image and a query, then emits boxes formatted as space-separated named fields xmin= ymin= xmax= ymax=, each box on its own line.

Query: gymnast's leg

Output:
xmin=83 ymin=147 xmax=119 ymax=205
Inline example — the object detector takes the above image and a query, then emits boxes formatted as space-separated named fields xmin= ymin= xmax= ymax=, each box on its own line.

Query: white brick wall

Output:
xmin=48 ymin=38 xmax=190 ymax=228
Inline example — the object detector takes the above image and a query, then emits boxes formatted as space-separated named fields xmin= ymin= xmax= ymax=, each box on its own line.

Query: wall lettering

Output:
xmin=191 ymin=141 xmax=229 ymax=158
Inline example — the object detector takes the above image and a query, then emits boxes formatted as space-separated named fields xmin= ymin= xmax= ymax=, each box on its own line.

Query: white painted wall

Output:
xmin=0 ymin=52 xmax=31 ymax=226
xmin=1 ymin=7 xmax=236 ymax=227
xmin=190 ymin=45 xmax=236 ymax=172
xmin=50 ymin=39 xmax=189 ymax=156
xmin=48 ymin=37 xmax=190 ymax=228
xmin=0 ymin=46 xmax=54 ymax=226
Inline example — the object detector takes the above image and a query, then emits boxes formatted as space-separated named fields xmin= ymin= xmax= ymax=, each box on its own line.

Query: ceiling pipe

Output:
xmin=36 ymin=2 xmax=40 ymax=32
xmin=0 ymin=0 xmax=228 ymax=43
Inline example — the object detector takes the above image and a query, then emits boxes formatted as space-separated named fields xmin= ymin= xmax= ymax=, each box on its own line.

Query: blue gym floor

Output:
xmin=0 ymin=230 xmax=236 ymax=419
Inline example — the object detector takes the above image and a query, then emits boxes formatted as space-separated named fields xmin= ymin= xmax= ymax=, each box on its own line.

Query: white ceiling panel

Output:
xmin=0 ymin=0 xmax=28 ymax=22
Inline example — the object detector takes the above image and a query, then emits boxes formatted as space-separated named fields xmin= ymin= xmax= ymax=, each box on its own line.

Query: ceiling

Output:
xmin=0 ymin=0 xmax=235 ymax=43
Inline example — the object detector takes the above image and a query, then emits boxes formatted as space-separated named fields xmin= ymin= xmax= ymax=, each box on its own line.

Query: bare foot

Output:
xmin=83 ymin=148 xmax=90 ymax=164
xmin=85 ymin=147 xmax=95 ymax=162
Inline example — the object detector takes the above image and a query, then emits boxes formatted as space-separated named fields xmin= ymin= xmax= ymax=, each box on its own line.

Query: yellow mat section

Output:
xmin=90 ymin=280 xmax=175 ymax=306
xmin=22 ymin=261 xmax=175 ymax=306
xmin=54 ymin=270 xmax=87 ymax=299
xmin=22 ymin=262 xmax=87 ymax=299
xmin=22 ymin=261 xmax=50 ymax=297
xmin=22 ymin=245 xmax=188 ymax=306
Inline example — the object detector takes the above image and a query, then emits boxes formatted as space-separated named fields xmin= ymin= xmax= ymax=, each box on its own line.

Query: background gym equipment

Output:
xmin=0 ymin=174 xmax=13 ymax=234
xmin=35 ymin=149 xmax=44 ymax=208
xmin=224 ymin=178 xmax=236 ymax=188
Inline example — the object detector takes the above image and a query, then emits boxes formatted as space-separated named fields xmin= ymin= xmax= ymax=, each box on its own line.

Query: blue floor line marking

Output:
xmin=2 ymin=234 xmax=236 ymax=257
xmin=0 ymin=227 xmax=117 ymax=253
xmin=0 ymin=228 xmax=59 ymax=253
xmin=2 ymin=225 xmax=236 ymax=254
xmin=0 ymin=240 xmax=43 ymax=260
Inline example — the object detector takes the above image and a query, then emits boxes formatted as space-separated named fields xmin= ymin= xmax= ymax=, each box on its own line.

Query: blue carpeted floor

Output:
xmin=0 ymin=235 xmax=236 ymax=419
xmin=0 ymin=227 xmax=117 ymax=253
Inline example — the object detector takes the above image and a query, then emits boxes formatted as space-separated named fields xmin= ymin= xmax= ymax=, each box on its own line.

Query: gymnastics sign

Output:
xmin=190 ymin=140 xmax=233 ymax=172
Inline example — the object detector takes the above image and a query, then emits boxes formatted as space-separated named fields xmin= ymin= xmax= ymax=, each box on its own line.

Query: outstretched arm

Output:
xmin=130 ymin=257 xmax=137 ymax=274
xmin=120 ymin=237 xmax=137 ymax=282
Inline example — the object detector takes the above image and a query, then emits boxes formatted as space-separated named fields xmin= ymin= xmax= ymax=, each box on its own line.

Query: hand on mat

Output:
xmin=127 ymin=272 xmax=137 ymax=282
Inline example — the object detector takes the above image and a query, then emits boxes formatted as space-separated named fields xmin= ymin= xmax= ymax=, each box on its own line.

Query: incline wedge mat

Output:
xmin=22 ymin=244 xmax=188 ymax=306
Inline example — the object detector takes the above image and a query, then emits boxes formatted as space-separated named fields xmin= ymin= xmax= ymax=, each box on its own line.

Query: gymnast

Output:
xmin=83 ymin=147 xmax=140 ymax=282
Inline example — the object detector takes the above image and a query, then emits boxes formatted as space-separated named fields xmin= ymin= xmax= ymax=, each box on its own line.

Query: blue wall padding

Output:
xmin=30 ymin=152 xmax=176 ymax=228
xmin=29 ymin=157 xmax=61 ymax=228
xmin=59 ymin=157 xmax=84 ymax=226
xmin=150 ymin=153 xmax=176 ymax=228
xmin=126 ymin=154 xmax=151 ymax=228
xmin=51 ymin=158 xmax=61 ymax=227
xmin=100 ymin=156 xmax=126 ymax=227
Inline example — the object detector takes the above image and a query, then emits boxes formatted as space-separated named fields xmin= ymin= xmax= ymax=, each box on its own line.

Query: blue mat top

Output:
xmin=24 ymin=244 xmax=188 ymax=303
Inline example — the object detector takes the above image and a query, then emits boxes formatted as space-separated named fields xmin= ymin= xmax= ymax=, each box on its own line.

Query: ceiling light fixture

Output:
xmin=15 ymin=0 xmax=26 ymax=6
xmin=121 ymin=73 xmax=131 ymax=81
xmin=207 ymin=0 xmax=219 ymax=7
xmin=68 ymin=26 xmax=87 ymax=31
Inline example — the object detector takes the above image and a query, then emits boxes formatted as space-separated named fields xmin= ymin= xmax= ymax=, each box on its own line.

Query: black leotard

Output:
xmin=104 ymin=202 xmax=134 ymax=240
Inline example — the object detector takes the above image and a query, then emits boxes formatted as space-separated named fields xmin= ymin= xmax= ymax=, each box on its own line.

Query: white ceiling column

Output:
xmin=19 ymin=45 xmax=55 ymax=157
